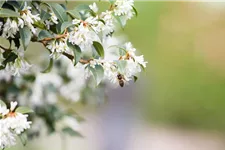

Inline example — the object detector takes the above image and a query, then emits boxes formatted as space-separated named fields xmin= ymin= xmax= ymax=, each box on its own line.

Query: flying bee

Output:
xmin=117 ymin=74 xmax=125 ymax=87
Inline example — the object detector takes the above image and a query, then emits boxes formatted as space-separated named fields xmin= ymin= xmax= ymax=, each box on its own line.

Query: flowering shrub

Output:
xmin=0 ymin=0 xmax=147 ymax=149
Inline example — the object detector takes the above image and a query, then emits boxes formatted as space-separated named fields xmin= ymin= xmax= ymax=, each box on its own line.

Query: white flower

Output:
xmin=18 ymin=18 xmax=24 ymax=28
xmin=72 ymin=19 xmax=81 ymax=25
xmin=5 ymin=57 xmax=31 ymax=76
xmin=0 ymin=101 xmax=32 ymax=149
xmin=114 ymin=0 xmax=134 ymax=17
xmin=134 ymin=55 xmax=147 ymax=68
xmin=0 ymin=123 xmax=16 ymax=149
xmin=5 ymin=113 xmax=32 ymax=134
xmin=89 ymin=2 xmax=98 ymax=13
xmin=47 ymin=39 xmax=69 ymax=59
xmin=20 ymin=2 xmax=40 ymax=33
xmin=68 ymin=23 xmax=98 ymax=48
xmin=50 ymin=12 xmax=58 ymax=24
xmin=90 ymin=60 xmax=97 ymax=68
xmin=85 ymin=16 xmax=104 ymax=34
xmin=100 ymin=10 xmax=115 ymax=36
xmin=124 ymin=42 xmax=136 ymax=57
xmin=10 ymin=101 xmax=17 ymax=111
xmin=113 ymin=0 xmax=134 ymax=23
xmin=2 ymin=18 xmax=19 ymax=38
xmin=0 ymin=105 xmax=9 ymax=116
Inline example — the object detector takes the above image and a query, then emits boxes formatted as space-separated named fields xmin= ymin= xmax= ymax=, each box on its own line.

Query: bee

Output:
xmin=117 ymin=74 xmax=125 ymax=87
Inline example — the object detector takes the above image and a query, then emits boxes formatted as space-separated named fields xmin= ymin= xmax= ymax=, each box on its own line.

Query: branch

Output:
xmin=62 ymin=52 xmax=92 ymax=64
xmin=39 ymin=34 xmax=68 ymax=43
xmin=31 ymin=34 xmax=91 ymax=64
xmin=0 ymin=45 xmax=11 ymax=51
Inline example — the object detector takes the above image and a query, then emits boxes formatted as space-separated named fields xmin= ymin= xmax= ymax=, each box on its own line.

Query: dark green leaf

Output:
xmin=19 ymin=26 xmax=32 ymax=50
xmin=132 ymin=6 xmax=138 ymax=17
xmin=16 ymin=107 xmax=34 ymax=114
xmin=38 ymin=30 xmax=53 ymax=41
xmin=67 ymin=41 xmax=81 ymax=66
xmin=133 ymin=76 xmax=138 ymax=82
xmin=6 ymin=1 xmax=20 ymax=9
xmin=3 ymin=52 xmax=18 ymax=65
xmin=41 ymin=58 xmax=53 ymax=73
xmin=0 ymin=8 xmax=20 ymax=17
xmin=93 ymin=41 xmax=104 ymax=58
xmin=50 ymin=3 xmax=68 ymax=23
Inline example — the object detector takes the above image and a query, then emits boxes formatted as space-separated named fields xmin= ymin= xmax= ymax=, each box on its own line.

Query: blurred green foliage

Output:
xmin=8 ymin=1 xmax=225 ymax=133
xmin=123 ymin=2 xmax=225 ymax=131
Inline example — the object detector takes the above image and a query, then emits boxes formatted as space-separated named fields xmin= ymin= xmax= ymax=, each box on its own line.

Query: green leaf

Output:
xmin=41 ymin=58 xmax=53 ymax=73
xmin=61 ymin=21 xmax=73 ymax=33
xmin=113 ymin=15 xmax=125 ymax=29
xmin=40 ymin=9 xmax=51 ymax=21
xmin=18 ymin=132 xmax=28 ymax=146
xmin=0 ymin=99 xmax=6 ymax=107
xmin=62 ymin=127 xmax=83 ymax=137
xmin=66 ymin=9 xmax=81 ymax=19
xmin=6 ymin=1 xmax=20 ymax=9
xmin=0 ymin=8 xmax=20 ymax=17
xmin=19 ymin=26 xmax=32 ymax=50
xmin=93 ymin=41 xmax=104 ymax=58
xmin=0 ymin=0 xmax=5 ymax=8
xmin=38 ymin=30 xmax=53 ymax=41
xmin=89 ymin=64 xmax=104 ymax=86
xmin=16 ymin=107 xmax=34 ymax=114
xmin=67 ymin=41 xmax=81 ymax=66
xmin=50 ymin=3 xmax=68 ymax=23
xmin=133 ymin=76 xmax=138 ymax=82
xmin=3 ymin=52 xmax=18 ymax=65
xmin=132 ymin=6 xmax=138 ymax=17
xmin=33 ymin=21 xmax=47 ymax=30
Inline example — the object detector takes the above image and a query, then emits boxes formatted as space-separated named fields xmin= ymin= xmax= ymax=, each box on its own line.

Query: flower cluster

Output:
xmin=1 ymin=2 xmax=40 ymax=38
xmin=0 ymin=101 xmax=32 ymax=149
xmin=88 ymin=42 xmax=147 ymax=87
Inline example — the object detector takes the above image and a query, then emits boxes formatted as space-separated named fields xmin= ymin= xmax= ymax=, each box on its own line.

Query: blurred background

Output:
xmin=9 ymin=1 xmax=225 ymax=150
